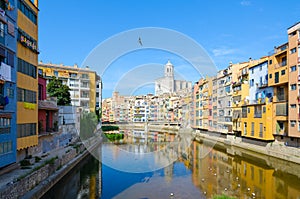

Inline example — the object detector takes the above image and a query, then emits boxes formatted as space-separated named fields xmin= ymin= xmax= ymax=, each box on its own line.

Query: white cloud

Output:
xmin=212 ymin=47 xmax=236 ymax=57
xmin=240 ymin=0 xmax=251 ymax=6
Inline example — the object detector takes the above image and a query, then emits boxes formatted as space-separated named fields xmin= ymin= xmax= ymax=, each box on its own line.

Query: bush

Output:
xmin=35 ymin=156 xmax=41 ymax=163
xmin=20 ymin=159 xmax=31 ymax=166
xmin=101 ymin=125 xmax=119 ymax=132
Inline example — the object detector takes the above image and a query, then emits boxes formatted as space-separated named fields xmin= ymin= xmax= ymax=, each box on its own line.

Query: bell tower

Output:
xmin=164 ymin=60 xmax=174 ymax=77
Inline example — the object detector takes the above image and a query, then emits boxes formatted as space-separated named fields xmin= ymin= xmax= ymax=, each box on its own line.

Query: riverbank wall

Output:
xmin=0 ymin=136 xmax=101 ymax=199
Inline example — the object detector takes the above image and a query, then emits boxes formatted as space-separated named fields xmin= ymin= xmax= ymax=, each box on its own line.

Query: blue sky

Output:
xmin=39 ymin=0 xmax=300 ymax=98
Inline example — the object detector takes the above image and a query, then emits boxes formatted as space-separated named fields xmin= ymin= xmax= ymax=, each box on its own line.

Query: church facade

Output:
xmin=155 ymin=60 xmax=192 ymax=96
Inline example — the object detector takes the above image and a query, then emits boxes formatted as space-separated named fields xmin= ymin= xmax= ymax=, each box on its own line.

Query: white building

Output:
xmin=133 ymin=97 xmax=150 ymax=122
xmin=155 ymin=60 xmax=192 ymax=96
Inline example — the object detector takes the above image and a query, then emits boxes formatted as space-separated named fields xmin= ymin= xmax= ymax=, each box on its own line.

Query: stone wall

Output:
xmin=0 ymin=148 xmax=78 ymax=199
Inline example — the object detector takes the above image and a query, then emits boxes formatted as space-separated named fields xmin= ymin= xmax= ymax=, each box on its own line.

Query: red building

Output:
xmin=38 ymin=75 xmax=58 ymax=135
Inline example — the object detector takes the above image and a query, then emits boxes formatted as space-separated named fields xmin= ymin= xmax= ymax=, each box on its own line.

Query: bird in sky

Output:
xmin=138 ymin=37 xmax=143 ymax=46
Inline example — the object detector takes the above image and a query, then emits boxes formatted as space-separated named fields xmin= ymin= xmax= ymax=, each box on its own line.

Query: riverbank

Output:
xmin=193 ymin=130 xmax=300 ymax=176
xmin=0 ymin=135 xmax=101 ymax=199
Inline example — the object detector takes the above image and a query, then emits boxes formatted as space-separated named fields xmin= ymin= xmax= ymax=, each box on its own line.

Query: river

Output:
xmin=41 ymin=129 xmax=300 ymax=199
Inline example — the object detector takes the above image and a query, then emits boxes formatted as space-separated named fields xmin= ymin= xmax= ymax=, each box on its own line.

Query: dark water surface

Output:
xmin=42 ymin=130 xmax=300 ymax=199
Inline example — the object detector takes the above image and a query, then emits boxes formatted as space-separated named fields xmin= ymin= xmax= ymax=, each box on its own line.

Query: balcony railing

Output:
xmin=274 ymin=61 xmax=287 ymax=69
xmin=276 ymin=103 xmax=288 ymax=116
xmin=269 ymin=44 xmax=288 ymax=56
xmin=257 ymin=81 xmax=268 ymax=88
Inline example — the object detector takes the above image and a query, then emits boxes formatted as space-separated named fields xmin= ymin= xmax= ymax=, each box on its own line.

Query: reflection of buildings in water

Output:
xmin=190 ymin=140 xmax=300 ymax=199
xmin=164 ymin=163 xmax=174 ymax=183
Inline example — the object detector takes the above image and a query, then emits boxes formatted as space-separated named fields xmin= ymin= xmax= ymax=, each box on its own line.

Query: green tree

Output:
xmin=80 ymin=112 xmax=98 ymax=140
xmin=47 ymin=76 xmax=71 ymax=106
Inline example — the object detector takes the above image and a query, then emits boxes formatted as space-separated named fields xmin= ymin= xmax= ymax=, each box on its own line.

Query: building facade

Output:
xmin=287 ymin=22 xmax=300 ymax=146
xmin=38 ymin=62 xmax=102 ymax=113
xmin=0 ymin=0 xmax=18 ymax=168
xmin=16 ymin=0 xmax=39 ymax=160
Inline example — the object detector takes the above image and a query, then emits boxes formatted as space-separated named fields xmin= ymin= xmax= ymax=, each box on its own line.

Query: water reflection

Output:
xmin=101 ymin=130 xmax=192 ymax=173
xmin=41 ymin=149 xmax=101 ymax=199
xmin=191 ymin=140 xmax=300 ymax=199
xmin=42 ymin=129 xmax=300 ymax=199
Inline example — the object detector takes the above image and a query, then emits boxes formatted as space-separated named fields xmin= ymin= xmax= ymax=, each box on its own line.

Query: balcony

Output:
xmin=276 ymin=103 xmax=288 ymax=116
xmin=274 ymin=61 xmax=287 ymax=69
xmin=257 ymin=81 xmax=268 ymax=89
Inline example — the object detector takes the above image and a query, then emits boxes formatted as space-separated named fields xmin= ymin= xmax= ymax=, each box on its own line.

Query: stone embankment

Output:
xmin=0 ymin=135 xmax=101 ymax=199
xmin=193 ymin=130 xmax=300 ymax=177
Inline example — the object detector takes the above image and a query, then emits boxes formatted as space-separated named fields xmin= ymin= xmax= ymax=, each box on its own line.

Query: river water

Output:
xmin=42 ymin=129 xmax=300 ymax=199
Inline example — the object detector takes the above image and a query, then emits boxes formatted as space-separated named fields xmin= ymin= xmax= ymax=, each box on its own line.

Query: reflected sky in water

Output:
xmin=42 ymin=129 xmax=300 ymax=199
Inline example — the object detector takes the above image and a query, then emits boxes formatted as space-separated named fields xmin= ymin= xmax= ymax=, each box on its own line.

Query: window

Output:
xmin=269 ymin=60 xmax=272 ymax=65
xmin=17 ymin=58 xmax=37 ymax=78
xmin=289 ymin=31 xmax=297 ymax=37
xmin=17 ymin=88 xmax=36 ymax=103
xmin=7 ymin=21 xmax=14 ymax=37
xmin=259 ymin=123 xmax=263 ymax=138
xmin=269 ymin=74 xmax=272 ymax=79
xmin=17 ymin=0 xmax=37 ymax=24
xmin=290 ymin=47 xmax=297 ymax=54
xmin=263 ymin=106 xmax=266 ymax=113
xmin=291 ymin=65 xmax=297 ymax=72
xmin=291 ymin=120 xmax=296 ymax=127
xmin=277 ymin=87 xmax=285 ymax=101
xmin=251 ymin=122 xmax=254 ymax=136
xmin=290 ymin=84 xmax=296 ymax=91
xmin=281 ymin=70 xmax=286 ymax=76
xmin=0 ymin=116 xmax=11 ymax=135
xmin=248 ymin=108 xmax=250 ymax=113
xmin=275 ymin=72 xmax=279 ymax=84
xmin=17 ymin=123 xmax=36 ymax=138
xmin=7 ymin=51 xmax=14 ymax=67
xmin=0 ymin=22 xmax=4 ymax=45
xmin=244 ymin=122 xmax=247 ymax=135
xmin=6 ymin=88 xmax=14 ymax=98
xmin=0 ymin=141 xmax=12 ymax=155
xmin=250 ymin=79 xmax=254 ymax=87
xmin=259 ymin=65 xmax=262 ymax=71
xmin=281 ymin=57 xmax=287 ymax=66
xmin=54 ymin=70 xmax=58 ymax=77
xmin=291 ymin=104 xmax=296 ymax=108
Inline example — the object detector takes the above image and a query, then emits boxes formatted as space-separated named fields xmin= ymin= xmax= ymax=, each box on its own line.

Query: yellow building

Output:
xmin=38 ymin=63 xmax=101 ymax=113
xmin=17 ymin=0 xmax=39 ymax=158
xmin=241 ymin=58 xmax=274 ymax=141
xmin=232 ymin=62 xmax=249 ymax=136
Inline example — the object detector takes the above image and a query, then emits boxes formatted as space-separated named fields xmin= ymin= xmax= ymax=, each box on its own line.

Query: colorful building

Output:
xmin=16 ymin=0 xmax=39 ymax=159
xmin=287 ymin=22 xmax=300 ymax=146
xmin=38 ymin=62 xmax=102 ymax=113
xmin=241 ymin=57 xmax=274 ymax=141
xmin=217 ymin=67 xmax=233 ymax=134
xmin=193 ymin=77 xmax=212 ymax=131
xmin=268 ymin=43 xmax=289 ymax=140
xmin=232 ymin=62 xmax=249 ymax=137
xmin=0 ymin=0 xmax=18 ymax=168
xmin=38 ymin=75 xmax=58 ymax=135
